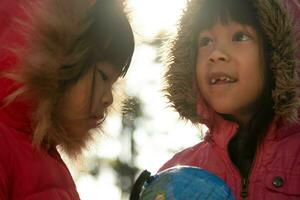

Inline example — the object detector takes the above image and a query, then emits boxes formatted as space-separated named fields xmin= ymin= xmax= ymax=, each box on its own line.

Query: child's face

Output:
xmin=196 ymin=20 xmax=265 ymax=125
xmin=60 ymin=63 xmax=120 ymax=136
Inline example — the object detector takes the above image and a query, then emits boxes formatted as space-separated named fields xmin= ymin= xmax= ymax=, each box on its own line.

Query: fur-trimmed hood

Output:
xmin=164 ymin=0 xmax=300 ymax=125
xmin=1 ymin=0 xmax=133 ymax=156
xmin=0 ymin=0 xmax=98 ymax=152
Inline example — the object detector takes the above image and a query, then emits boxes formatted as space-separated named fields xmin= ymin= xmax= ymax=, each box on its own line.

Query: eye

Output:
xmin=233 ymin=32 xmax=251 ymax=42
xmin=198 ymin=37 xmax=213 ymax=48
xmin=97 ymin=69 xmax=108 ymax=81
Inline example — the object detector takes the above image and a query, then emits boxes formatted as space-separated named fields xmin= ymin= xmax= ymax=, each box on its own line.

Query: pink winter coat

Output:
xmin=0 ymin=1 xmax=80 ymax=199
xmin=160 ymin=116 xmax=300 ymax=200
xmin=161 ymin=0 xmax=300 ymax=199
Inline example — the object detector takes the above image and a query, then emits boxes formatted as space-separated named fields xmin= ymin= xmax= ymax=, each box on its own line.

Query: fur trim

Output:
xmin=163 ymin=0 xmax=300 ymax=124
xmin=12 ymin=0 xmax=95 ymax=156
xmin=256 ymin=0 xmax=299 ymax=122
xmin=163 ymin=0 xmax=204 ymax=123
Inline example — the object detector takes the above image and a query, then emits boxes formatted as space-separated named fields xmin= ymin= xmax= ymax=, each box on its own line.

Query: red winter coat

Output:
xmin=0 ymin=1 xmax=80 ymax=199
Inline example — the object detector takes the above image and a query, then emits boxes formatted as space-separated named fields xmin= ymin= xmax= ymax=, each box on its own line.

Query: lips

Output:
xmin=93 ymin=114 xmax=104 ymax=121
xmin=88 ymin=113 xmax=104 ymax=128
xmin=207 ymin=72 xmax=237 ymax=85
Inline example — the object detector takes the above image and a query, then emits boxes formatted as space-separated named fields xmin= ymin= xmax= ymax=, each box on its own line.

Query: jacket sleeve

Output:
xmin=0 ymin=164 xmax=9 ymax=200
xmin=0 ymin=131 xmax=10 ymax=200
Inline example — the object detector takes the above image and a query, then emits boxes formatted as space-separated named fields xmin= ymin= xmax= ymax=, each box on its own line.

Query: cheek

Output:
xmin=243 ymin=54 xmax=265 ymax=93
xmin=62 ymin=81 xmax=93 ymax=120
xmin=250 ymin=70 xmax=265 ymax=98
xmin=90 ymin=79 xmax=106 ymax=112
xmin=62 ymin=93 xmax=89 ymax=121
xmin=195 ymin=61 xmax=207 ymax=93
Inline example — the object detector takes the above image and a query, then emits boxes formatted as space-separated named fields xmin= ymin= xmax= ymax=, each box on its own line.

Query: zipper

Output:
xmin=225 ymin=144 xmax=250 ymax=200
xmin=231 ymin=164 xmax=250 ymax=200
xmin=240 ymin=143 xmax=260 ymax=200
xmin=241 ymin=178 xmax=249 ymax=200
xmin=225 ymin=125 xmax=259 ymax=200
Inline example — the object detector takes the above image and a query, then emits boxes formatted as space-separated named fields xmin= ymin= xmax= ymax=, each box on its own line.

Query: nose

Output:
xmin=102 ymin=89 xmax=113 ymax=108
xmin=208 ymin=48 xmax=229 ymax=63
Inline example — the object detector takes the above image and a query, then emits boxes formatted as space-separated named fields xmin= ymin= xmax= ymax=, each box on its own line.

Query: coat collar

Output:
xmin=205 ymin=112 xmax=300 ymax=150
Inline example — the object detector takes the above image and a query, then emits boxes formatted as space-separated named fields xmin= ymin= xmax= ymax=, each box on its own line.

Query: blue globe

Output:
xmin=139 ymin=166 xmax=235 ymax=200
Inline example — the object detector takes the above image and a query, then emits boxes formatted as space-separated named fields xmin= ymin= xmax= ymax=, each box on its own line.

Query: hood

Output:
xmin=0 ymin=0 xmax=93 ymax=135
xmin=164 ymin=0 xmax=300 ymax=125
xmin=0 ymin=0 xmax=33 ymax=133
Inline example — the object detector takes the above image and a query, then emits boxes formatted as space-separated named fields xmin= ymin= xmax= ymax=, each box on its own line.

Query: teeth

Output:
xmin=210 ymin=76 xmax=234 ymax=84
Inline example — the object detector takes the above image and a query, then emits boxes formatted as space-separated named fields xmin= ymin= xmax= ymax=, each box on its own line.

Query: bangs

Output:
xmin=99 ymin=15 xmax=134 ymax=77
xmin=86 ymin=0 xmax=134 ymax=77
xmin=196 ymin=0 xmax=261 ymax=32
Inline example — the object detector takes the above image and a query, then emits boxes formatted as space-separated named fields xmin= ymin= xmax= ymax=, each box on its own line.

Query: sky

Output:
xmin=66 ymin=0 xmax=205 ymax=199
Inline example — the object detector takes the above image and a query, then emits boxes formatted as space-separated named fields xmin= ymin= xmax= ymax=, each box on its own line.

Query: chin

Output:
xmin=59 ymin=127 xmax=95 ymax=159
xmin=210 ymin=100 xmax=237 ymax=114
xmin=59 ymin=120 xmax=105 ymax=158
xmin=212 ymin=105 xmax=232 ymax=115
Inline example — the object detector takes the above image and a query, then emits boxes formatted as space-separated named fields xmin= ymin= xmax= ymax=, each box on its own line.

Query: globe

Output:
xmin=139 ymin=166 xmax=235 ymax=200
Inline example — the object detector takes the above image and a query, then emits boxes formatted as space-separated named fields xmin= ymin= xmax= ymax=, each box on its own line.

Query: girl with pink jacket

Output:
xmin=158 ymin=0 xmax=300 ymax=199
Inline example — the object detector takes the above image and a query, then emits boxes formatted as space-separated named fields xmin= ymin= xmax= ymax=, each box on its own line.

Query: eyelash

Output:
xmin=198 ymin=37 xmax=212 ymax=48
xmin=233 ymin=32 xmax=251 ymax=42
xmin=97 ymin=69 xmax=108 ymax=81
xmin=198 ymin=31 xmax=251 ymax=48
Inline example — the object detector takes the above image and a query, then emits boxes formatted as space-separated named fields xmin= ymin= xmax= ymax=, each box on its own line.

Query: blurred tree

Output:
xmin=112 ymin=96 xmax=143 ymax=198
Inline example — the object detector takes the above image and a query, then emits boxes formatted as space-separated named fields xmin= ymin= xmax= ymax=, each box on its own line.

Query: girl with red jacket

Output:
xmin=159 ymin=0 xmax=300 ymax=199
xmin=0 ymin=0 xmax=134 ymax=199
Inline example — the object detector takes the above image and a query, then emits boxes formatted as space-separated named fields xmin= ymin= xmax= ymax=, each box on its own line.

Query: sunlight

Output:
xmin=74 ymin=1 xmax=198 ymax=200
xmin=126 ymin=0 xmax=187 ymax=39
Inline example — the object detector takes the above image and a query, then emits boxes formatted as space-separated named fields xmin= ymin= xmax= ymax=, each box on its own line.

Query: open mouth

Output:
xmin=208 ymin=72 xmax=237 ymax=85
xmin=210 ymin=76 xmax=237 ymax=85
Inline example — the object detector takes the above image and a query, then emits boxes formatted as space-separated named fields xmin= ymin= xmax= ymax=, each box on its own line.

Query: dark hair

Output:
xmin=87 ymin=0 xmax=134 ymax=76
xmin=195 ymin=0 xmax=275 ymax=142
xmin=59 ymin=0 xmax=135 ymax=85
xmin=195 ymin=0 xmax=261 ymax=31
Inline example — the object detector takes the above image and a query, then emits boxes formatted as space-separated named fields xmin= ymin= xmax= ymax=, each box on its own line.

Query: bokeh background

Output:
xmin=64 ymin=0 xmax=206 ymax=199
